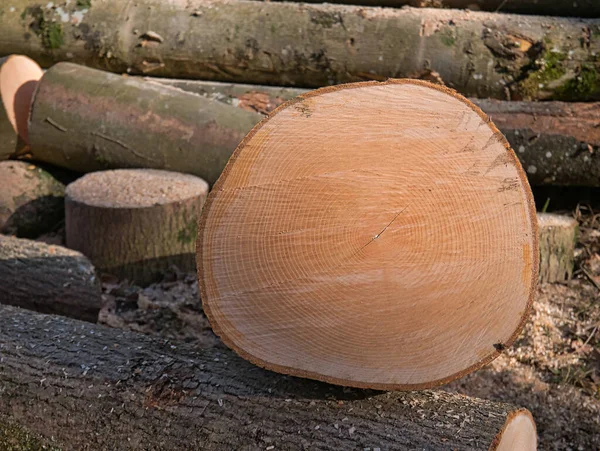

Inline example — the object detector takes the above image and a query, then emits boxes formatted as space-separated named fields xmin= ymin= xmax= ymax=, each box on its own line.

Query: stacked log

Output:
xmin=0 ymin=304 xmax=537 ymax=450
xmin=1 ymin=0 xmax=599 ymax=100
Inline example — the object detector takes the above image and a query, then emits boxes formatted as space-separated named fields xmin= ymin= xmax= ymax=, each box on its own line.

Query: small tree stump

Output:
xmin=66 ymin=169 xmax=209 ymax=286
xmin=537 ymin=213 xmax=578 ymax=283
xmin=0 ymin=160 xmax=65 ymax=238
xmin=0 ymin=235 xmax=101 ymax=321
xmin=198 ymin=80 xmax=538 ymax=390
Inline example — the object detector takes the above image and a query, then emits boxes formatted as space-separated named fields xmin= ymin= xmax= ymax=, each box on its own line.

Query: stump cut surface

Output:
xmin=198 ymin=80 xmax=538 ymax=390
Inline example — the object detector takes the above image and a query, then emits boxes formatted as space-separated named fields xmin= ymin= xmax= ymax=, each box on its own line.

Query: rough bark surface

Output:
xmin=0 ymin=160 xmax=65 ymax=237
xmin=0 ymin=235 xmax=101 ymax=321
xmin=150 ymin=79 xmax=600 ymax=187
xmin=0 ymin=305 xmax=534 ymax=450
xmin=272 ymin=0 xmax=600 ymax=17
xmin=66 ymin=169 xmax=209 ymax=286
xmin=2 ymin=1 xmax=600 ymax=99
xmin=537 ymin=213 xmax=578 ymax=283
xmin=472 ymin=100 xmax=600 ymax=187
xmin=28 ymin=63 xmax=260 ymax=185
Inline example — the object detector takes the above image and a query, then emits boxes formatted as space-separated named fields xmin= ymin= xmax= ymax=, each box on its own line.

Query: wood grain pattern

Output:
xmin=198 ymin=80 xmax=538 ymax=390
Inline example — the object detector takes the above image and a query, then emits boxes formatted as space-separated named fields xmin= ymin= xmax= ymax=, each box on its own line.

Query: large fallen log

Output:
xmin=66 ymin=169 xmax=209 ymax=286
xmin=2 ymin=0 xmax=600 ymax=100
xmin=21 ymin=62 xmax=261 ymax=185
xmin=198 ymin=79 xmax=538 ymax=390
xmin=0 ymin=304 xmax=537 ymax=450
xmin=0 ymin=235 xmax=101 ymax=321
xmin=272 ymin=0 xmax=600 ymax=18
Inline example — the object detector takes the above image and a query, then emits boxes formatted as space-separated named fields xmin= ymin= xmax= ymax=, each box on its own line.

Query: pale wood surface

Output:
xmin=198 ymin=80 xmax=538 ymax=390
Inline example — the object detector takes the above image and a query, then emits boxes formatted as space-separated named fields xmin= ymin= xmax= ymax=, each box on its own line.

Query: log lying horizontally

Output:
xmin=3 ymin=0 xmax=600 ymax=100
xmin=25 ymin=62 xmax=260 ymax=185
xmin=198 ymin=80 xmax=538 ymax=390
xmin=0 ymin=235 xmax=101 ymax=322
xmin=0 ymin=304 xmax=537 ymax=450
xmin=66 ymin=169 xmax=209 ymax=286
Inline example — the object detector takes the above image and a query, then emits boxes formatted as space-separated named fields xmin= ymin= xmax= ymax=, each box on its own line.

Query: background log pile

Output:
xmin=0 ymin=0 xmax=599 ymax=449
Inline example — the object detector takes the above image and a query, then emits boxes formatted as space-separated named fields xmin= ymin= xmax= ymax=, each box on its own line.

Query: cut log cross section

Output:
xmin=198 ymin=80 xmax=539 ymax=391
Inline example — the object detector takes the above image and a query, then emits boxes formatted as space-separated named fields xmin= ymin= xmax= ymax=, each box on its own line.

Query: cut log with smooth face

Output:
xmin=198 ymin=80 xmax=538 ymax=390
xmin=0 ymin=55 xmax=42 ymax=144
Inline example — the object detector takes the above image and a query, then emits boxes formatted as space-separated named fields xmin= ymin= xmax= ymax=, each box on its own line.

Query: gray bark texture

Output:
xmin=0 ymin=304 xmax=533 ymax=450
xmin=271 ymin=0 xmax=600 ymax=18
xmin=537 ymin=213 xmax=578 ymax=283
xmin=0 ymin=160 xmax=65 ymax=237
xmin=27 ymin=62 xmax=261 ymax=185
xmin=1 ymin=0 xmax=600 ymax=100
xmin=66 ymin=169 xmax=209 ymax=286
xmin=0 ymin=235 xmax=101 ymax=321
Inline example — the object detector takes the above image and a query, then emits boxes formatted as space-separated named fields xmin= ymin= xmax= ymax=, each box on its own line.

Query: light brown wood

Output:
xmin=66 ymin=169 xmax=209 ymax=286
xmin=0 ymin=55 xmax=42 ymax=144
xmin=493 ymin=410 xmax=537 ymax=451
xmin=198 ymin=80 xmax=538 ymax=390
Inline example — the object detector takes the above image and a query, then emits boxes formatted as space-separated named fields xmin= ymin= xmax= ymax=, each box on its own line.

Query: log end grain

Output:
xmin=0 ymin=55 xmax=43 ymax=145
xmin=66 ymin=169 xmax=209 ymax=286
xmin=0 ymin=235 xmax=101 ymax=321
xmin=537 ymin=213 xmax=578 ymax=284
xmin=198 ymin=79 xmax=538 ymax=390
xmin=492 ymin=409 xmax=537 ymax=451
xmin=0 ymin=160 xmax=65 ymax=238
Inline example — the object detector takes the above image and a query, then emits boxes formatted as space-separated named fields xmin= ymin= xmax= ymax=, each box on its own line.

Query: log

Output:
xmin=2 ymin=1 xmax=600 ymax=100
xmin=22 ymin=62 xmax=261 ymax=185
xmin=472 ymin=100 xmax=600 ymax=187
xmin=66 ymin=169 xmax=209 ymax=286
xmin=0 ymin=304 xmax=537 ymax=450
xmin=0 ymin=235 xmax=101 ymax=321
xmin=198 ymin=80 xmax=538 ymax=390
xmin=537 ymin=213 xmax=578 ymax=284
xmin=149 ymin=80 xmax=600 ymax=187
xmin=0 ymin=160 xmax=65 ymax=238
xmin=272 ymin=0 xmax=600 ymax=18
xmin=0 ymin=57 xmax=24 ymax=160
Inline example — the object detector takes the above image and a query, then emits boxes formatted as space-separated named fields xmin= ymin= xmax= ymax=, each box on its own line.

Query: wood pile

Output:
xmin=0 ymin=0 xmax=596 ymax=448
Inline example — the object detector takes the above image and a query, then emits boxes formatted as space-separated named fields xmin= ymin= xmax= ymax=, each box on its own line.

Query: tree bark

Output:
xmin=27 ymin=62 xmax=261 ymax=185
xmin=0 ymin=160 xmax=65 ymax=238
xmin=197 ymin=80 xmax=538 ymax=391
xmin=0 ymin=304 xmax=536 ymax=450
xmin=271 ymin=0 xmax=600 ymax=18
xmin=0 ymin=235 xmax=101 ymax=321
xmin=66 ymin=169 xmax=209 ymax=286
xmin=147 ymin=79 xmax=600 ymax=187
xmin=472 ymin=100 xmax=600 ymax=187
xmin=537 ymin=213 xmax=578 ymax=283
xmin=2 ymin=0 xmax=600 ymax=100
